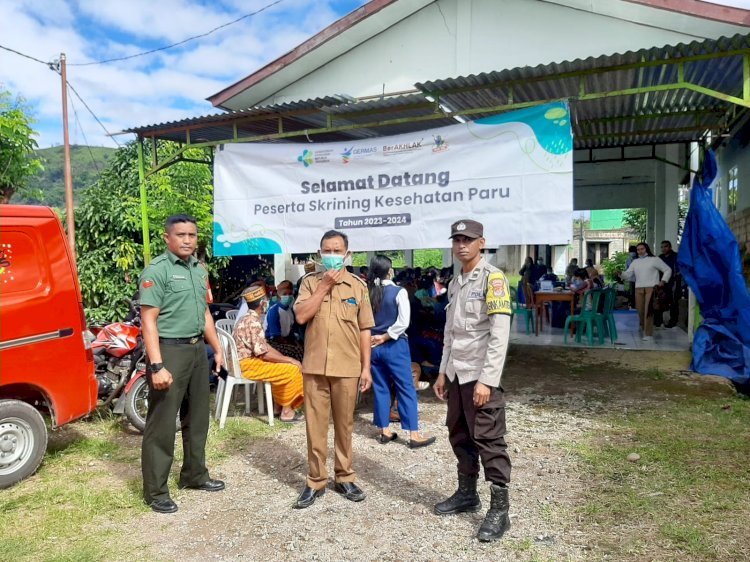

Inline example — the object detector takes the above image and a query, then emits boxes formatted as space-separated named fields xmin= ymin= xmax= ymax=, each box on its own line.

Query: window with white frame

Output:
xmin=728 ymin=166 xmax=738 ymax=214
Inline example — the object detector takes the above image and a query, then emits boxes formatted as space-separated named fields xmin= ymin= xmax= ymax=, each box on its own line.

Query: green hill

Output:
xmin=14 ymin=145 xmax=116 ymax=207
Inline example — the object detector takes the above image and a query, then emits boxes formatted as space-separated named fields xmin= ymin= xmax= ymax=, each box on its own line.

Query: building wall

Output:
xmin=715 ymin=126 xmax=750 ymax=289
xmin=260 ymin=0 xmax=733 ymax=105
xmin=591 ymin=209 xmax=625 ymax=229
xmin=725 ymin=207 xmax=750 ymax=290
xmin=717 ymin=132 xmax=750 ymax=217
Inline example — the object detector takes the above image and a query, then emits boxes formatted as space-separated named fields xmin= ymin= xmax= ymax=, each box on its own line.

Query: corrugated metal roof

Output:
xmin=415 ymin=33 xmax=750 ymax=148
xmin=126 ymin=33 xmax=750 ymax=151
xmin=124 ymin=95 xmax=352 ymax=138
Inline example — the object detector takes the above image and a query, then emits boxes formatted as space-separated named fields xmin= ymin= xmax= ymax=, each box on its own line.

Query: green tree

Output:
xmin=600 ymin=251 xmax=630 ymax=283
xmin=74 ymin=141 xmax=220 ymax=322
xmin=623 ymin=208 xmax=647 ymax=241
xmin=413 ymin=249 xmax=443 ymax=269
xmin=0 ymin=89 xmax=43 ymax=203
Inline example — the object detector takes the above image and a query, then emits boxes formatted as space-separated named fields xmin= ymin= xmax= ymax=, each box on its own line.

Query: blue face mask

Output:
xmin=280 ymin=295 xmax=294 ymax=307
xmin=320 ymin=254 xmax=345 ymax=271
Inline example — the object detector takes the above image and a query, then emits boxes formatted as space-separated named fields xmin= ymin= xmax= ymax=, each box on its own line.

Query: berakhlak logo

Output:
xmin=341 ymin=147 xmax=353 ymax=164
xmin=297 ymin=150 xmax=314 ymax=167
xmin=432 ymin=134 xmax=448 ymax=153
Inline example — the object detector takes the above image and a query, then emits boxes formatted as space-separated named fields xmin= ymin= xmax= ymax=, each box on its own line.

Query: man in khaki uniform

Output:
xmin=139 ymin=214 xmax=225 ymax=514
xmin=434 ymin=219 xmax=513 ymax=542
xmin=293 ymin=230 xmax=374 ymax=509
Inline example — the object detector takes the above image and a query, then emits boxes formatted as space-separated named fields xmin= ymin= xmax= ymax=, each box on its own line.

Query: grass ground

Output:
xmin=0 ymin=412 xmax=285 ymax=562
xmin=573 ymin=394 xmax=750 ymax=560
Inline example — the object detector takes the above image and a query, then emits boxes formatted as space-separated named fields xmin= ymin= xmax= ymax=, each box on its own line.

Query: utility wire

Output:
xmin=1 ymin=45 xmax=119 ymax=146
xmin=69 ymin=0 xmax=283 ymax=66
xmin=70 ymin=96 xmax=101 ymax=175
xmin=0 ymin=44 xmax=49 ymax=66
xmin=61 ymin=74 xmax=121 ymax=147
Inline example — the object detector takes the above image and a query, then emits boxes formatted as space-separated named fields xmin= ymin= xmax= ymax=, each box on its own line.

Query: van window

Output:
xmin=1 ymin=232 xmax=44 ymax=294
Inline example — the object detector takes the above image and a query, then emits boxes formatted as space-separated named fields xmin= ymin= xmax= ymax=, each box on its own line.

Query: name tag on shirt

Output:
xmin=172 ymin=275 xmax=187 ymax=280
xmin=467 ymin=290 xmax=484 ymax=300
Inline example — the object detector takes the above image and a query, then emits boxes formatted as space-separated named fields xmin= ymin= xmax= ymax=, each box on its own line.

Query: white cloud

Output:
xmin=75 ymin=0 xmax=234 ymax=42
xmin=1 ymin=0 xmax=368 ymax=147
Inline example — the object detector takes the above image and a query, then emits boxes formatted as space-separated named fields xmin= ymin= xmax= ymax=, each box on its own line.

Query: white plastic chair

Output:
xmin=215 ymin=318 xmax=235 ymax=333
xmin=215 ymin=328 xmax=274 ymax=428
xmin=225 ymin=309 xmax=239 ymax=322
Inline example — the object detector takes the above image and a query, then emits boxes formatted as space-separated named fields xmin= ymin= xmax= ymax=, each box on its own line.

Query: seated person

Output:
xmin=541 ymin=267 xmax=558 ymax=282
xmin=233 ymin=284 xmax=304 ymax=423
xmin=295 ymin=261 xmax=317 ymax=297
xmin=236 ymin=276 xmax=274 ymax=323
xmin=585 ymin=259 xmax=601 ymax=285
xmin=414 ymin=276 xmax=436 ymax=309
xmin=569 ymin=268 xmax=594 ymax=311
xmin=265 ymin=280 xmax=304 ymax=362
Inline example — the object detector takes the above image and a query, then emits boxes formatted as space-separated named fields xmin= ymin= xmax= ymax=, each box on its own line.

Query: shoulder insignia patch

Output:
xmin=351 ymin=274 xmax=368 ymax=287
xmin=486 ymin=271 xmax=511 ymax=316
xmin=142 ymin=280 xmax=154 ymax=289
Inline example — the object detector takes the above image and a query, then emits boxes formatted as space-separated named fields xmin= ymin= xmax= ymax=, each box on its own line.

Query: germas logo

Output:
xmin=341 ymin=147 xmax=353 ymax=164
xmin=297 ymin=150 xmax=314 ymax=167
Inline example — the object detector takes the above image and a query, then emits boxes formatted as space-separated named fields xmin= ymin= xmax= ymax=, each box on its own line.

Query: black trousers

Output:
xmin=446 ymin=377 xmax=511 ymax=485
xmin=142 ymin=341 xmax=210 ymax=503
xmin=654 ymin=277 xmax=681 ymax=327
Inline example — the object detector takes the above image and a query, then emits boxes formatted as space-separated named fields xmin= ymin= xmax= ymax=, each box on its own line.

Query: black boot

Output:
xmin=434 ymin=473 xmax=481 ymax=515
xmin=477 ymin=484 xmax=511 ymax=542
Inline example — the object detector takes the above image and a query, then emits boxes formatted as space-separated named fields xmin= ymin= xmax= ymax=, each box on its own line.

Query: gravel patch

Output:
xmin=131 ymin=392 xmax=605 ymax=562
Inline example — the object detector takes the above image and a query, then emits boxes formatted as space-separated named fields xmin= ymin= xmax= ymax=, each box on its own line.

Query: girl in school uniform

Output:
xmin=367 ymin=255 xmax=435 ymax=448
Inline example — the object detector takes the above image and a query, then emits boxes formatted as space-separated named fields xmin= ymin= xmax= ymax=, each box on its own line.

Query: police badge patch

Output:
xmin=486 ymin=271 xmax=511 ymax=315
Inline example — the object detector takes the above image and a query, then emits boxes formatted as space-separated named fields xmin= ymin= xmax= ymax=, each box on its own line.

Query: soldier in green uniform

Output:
xmin=139 ymin=214 xmax=226 ymax=514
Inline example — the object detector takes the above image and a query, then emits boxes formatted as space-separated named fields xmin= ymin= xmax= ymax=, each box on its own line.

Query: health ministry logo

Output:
xmin=297 ymin=150 xmax=314 ymax=167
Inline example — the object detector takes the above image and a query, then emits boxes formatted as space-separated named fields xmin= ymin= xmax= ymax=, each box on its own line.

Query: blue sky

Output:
xmin=0 ymin=0 xmax=368 ymax=148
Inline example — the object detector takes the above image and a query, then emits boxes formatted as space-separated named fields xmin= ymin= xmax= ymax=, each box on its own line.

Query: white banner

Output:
xmin=213 ymin=102 xmax=573 ymax=255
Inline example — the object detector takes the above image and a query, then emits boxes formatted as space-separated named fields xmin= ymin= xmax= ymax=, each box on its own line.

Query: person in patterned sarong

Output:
xmin=233 ymin=284 xmax=305 ymax=422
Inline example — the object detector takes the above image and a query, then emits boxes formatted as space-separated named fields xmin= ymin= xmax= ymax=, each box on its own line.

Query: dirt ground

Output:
xmin=98 ymin=346 xmax=736 ymax=561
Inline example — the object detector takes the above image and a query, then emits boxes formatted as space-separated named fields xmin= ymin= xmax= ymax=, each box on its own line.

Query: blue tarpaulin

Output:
xmin=677 ymin=149 xmax=750 ymax=385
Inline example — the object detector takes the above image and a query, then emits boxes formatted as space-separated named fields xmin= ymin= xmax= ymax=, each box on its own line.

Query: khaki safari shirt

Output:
xmin=233 ymin=309 xmax=269 ymax=361
xmin=138 ymin=250 xmax=208 ymax=338
xmin=439 ymin=258 xmax=512 ymax=388
xmin=295 ymin=271 xmax=375 ymax=377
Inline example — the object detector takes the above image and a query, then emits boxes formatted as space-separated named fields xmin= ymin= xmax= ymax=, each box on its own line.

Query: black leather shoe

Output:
xmin=294 ymin=486 xmax=325 ymax=509
xmin=180 ymin=478 xmax=225 ymax=492
xmin=408 ymin=436 xmax=436 ymax=449
xmin=149 ymin=498 xmax=178 ymax=514
xmin=377 ymin=432 xmax=398 ymax=444
xmin=333 ymin=481 xmax=366 ymax=502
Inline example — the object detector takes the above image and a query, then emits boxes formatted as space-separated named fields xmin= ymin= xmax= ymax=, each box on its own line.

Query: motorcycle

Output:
xmin=91 ymin=300 xmax=150 ymax=432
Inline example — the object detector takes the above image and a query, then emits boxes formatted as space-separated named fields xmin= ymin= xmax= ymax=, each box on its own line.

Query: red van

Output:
xmin=0 ymin=205 xmax=97 ymax=488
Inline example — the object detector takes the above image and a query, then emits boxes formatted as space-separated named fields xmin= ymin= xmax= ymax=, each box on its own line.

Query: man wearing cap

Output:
xmin=433 ymin=219 xmax=513 ymax=542
xmin=233 ymin=284 xmax=304 ymax=423
xmin=293 ymin=230 xmax=375 ymax=509
xmin=139 ymin=214 xmax=226 ymax=514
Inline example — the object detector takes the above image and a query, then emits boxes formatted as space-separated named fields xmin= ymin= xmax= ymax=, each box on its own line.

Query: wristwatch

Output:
xmin=149 ymin=362 xmax=164 ymax=372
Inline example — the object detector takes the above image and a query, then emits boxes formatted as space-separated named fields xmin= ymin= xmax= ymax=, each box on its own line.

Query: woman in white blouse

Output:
xmin=620 ymin=242 xmax=672 ymax=341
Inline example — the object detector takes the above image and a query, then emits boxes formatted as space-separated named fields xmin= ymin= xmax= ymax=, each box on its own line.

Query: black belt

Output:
xmin=159 ymin=335 xmax=203 ymax=345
